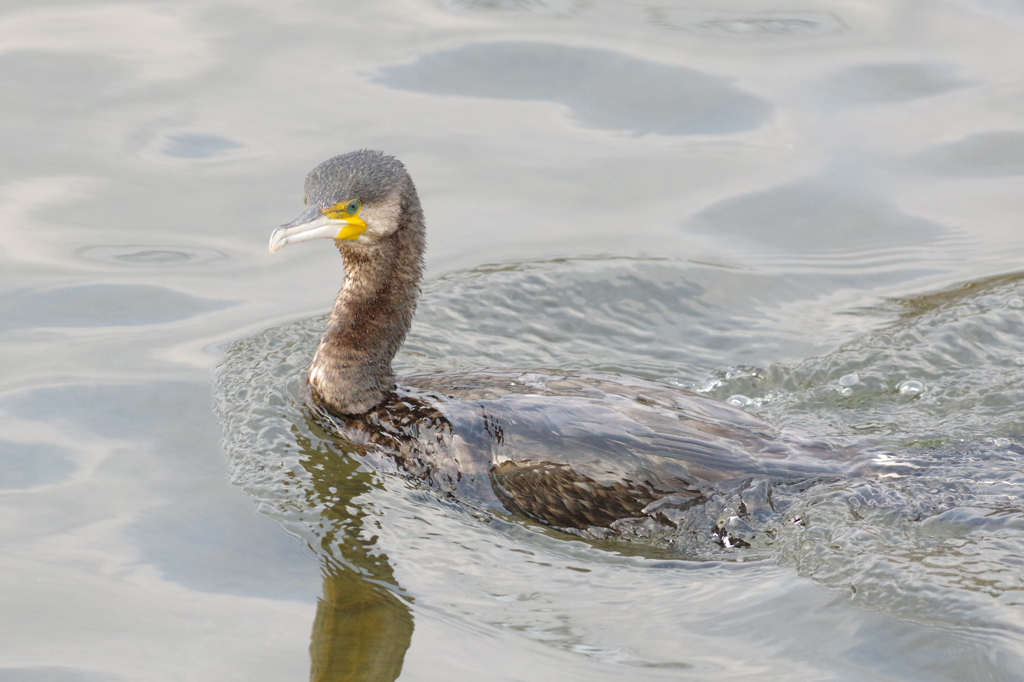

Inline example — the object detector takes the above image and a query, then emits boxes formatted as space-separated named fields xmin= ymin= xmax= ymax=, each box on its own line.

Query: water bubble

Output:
xmin=836 ymin=387 xmax=852 ymax=396
xmin=994 ymin=437 xmax=1012 ymax=448
xmin=727 ymin=394 xmax=754 ymax=408
xmin=694 ymin=376 xmax=722 ymax=393
xmin=896 ymin=380 xmax=925 ymax=396
xmin=839 ymin=373 xmax=860 ymax=387
xmin=1010 ymin=299 xmax=1024 ymax=308
xmin=518 ymin=373 xmax=550 ymax=390
xmin=1015 ymin=357 xmax=1024 ymax=366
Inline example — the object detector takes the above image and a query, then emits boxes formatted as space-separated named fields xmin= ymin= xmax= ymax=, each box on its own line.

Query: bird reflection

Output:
xmin=293 ymin=421 xmax=415 ymax=682
xmin=310 ymin=561 xmax=413 ymax=682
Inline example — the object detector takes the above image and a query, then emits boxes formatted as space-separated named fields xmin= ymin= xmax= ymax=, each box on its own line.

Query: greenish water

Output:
xmin=4 ymin=0 xmax=1024 ymax=680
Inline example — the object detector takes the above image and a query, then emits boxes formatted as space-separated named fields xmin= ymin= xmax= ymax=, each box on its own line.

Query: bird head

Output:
xmin=269 ymin=150 xmax=411 ymax=253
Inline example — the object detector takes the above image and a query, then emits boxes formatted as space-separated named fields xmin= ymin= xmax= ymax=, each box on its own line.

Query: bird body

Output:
xmin=270 ymin=151 xmax=863 ymax=536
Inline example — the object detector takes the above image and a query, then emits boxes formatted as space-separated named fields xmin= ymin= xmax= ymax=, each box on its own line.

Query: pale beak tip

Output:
xmin=268 ymin=226 xmax=288 ymax=254
xmin=268 ymin=210 xmax=334 ymax=254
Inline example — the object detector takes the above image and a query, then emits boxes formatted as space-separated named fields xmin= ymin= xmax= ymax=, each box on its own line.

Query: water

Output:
xmin=216 ymin=259 xmax=1024 ymax=679
xmin=3 ymin=0 xmax=1024 ymax=679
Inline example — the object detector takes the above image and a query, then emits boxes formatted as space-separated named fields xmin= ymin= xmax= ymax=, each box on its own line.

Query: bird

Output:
xmin=269 ymin=150 xmax=869 ymax=542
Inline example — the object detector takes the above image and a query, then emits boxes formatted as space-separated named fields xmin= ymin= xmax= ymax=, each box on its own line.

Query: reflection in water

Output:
xmin=378 ymin=42 xmax=771 ymax=135
xmin=0 ymin=283 xmax=232 ymax=330
xmin=0 ymin=441 xmax=75 ymax=490
xmin=311 ymin=562 xmax=413 ymax=682
xmin=827 ymin=62 xmax=969 ymax=105
xmin=687 ymin=182 xmax=943 ymax=261
xmin=891 ymin=269 xmax=1024 ymax=320
xmin=294 ymin=423 xmax=413 ymax=682
xmin=911 ymin=131 xmax=1024 ymax=176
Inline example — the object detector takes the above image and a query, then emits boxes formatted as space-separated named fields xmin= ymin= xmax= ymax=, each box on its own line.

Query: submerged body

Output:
xmin=271 ymin=151 xmax=868 ymax=536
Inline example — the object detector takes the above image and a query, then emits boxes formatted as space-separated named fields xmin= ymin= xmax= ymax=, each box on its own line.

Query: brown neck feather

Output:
xmin=308 ymin=202 xmax=424 ymax=415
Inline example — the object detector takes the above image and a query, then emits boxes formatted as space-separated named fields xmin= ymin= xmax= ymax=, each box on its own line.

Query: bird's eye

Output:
xmin=346 ymin=199 xmax=361 ymax=215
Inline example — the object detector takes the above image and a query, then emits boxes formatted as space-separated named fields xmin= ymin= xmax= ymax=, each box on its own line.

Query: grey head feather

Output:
xmin=304 ymin=149 xmax=410 ymax=208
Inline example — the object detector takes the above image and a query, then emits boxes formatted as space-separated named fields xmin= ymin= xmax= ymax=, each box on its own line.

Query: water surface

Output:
xmin=3 ymin=0 xmax=1024 ymax=680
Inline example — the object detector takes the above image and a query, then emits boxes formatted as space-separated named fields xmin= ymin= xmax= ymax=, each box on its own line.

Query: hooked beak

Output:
xmin=269 ymin=205 xmax=367 ymax=254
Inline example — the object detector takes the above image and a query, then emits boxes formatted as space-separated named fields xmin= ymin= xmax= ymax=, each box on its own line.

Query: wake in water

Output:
xmin=215 ymin=259 xmax=1024 ymax=627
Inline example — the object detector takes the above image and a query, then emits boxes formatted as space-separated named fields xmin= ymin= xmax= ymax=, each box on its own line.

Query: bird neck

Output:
xmin=308 ymin=214 xmax=424 ymax=415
